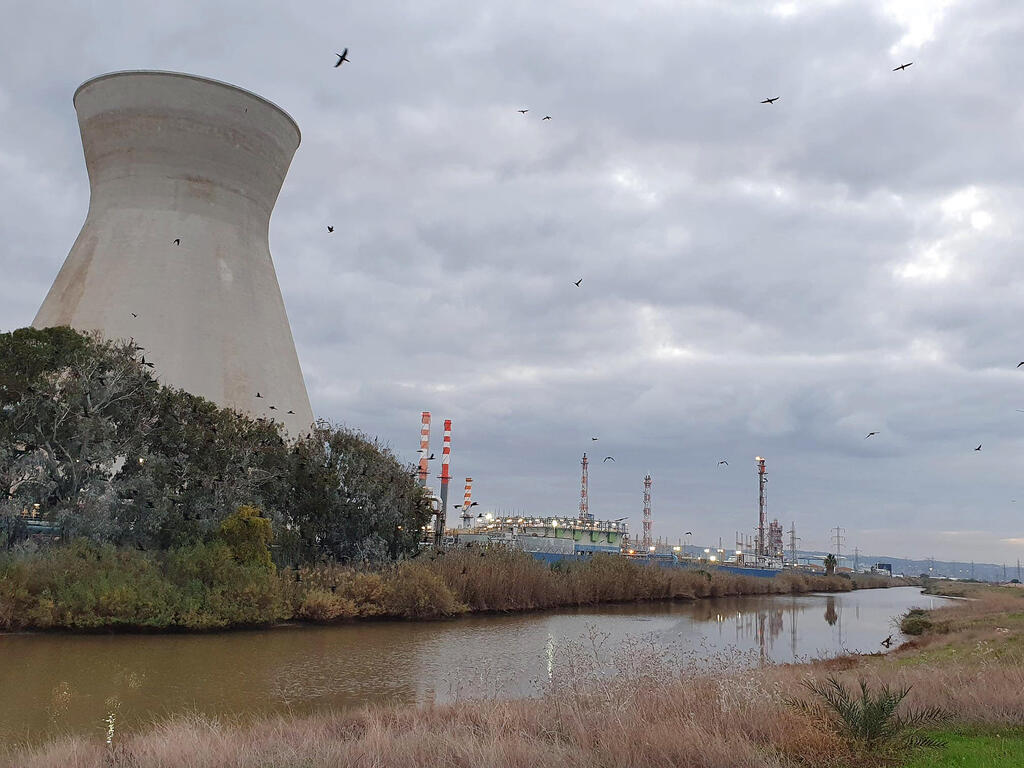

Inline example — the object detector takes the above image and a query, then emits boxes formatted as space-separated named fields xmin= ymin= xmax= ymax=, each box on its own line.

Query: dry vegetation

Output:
xmin=286 ymin=548 xmax=883 ymax=621
xmin=7 ymin=583 xmax=1020 ymax=768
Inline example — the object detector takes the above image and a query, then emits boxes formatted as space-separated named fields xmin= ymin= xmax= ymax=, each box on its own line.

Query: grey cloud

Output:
xmin=2 ymin=0 xmax=1023 ymax=562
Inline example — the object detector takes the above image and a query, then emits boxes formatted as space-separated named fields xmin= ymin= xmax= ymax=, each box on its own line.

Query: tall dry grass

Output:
xmin=7 ymin=585 xmax=1020 ymax=768
xmin=287 ymin=549 xmax=870 ymax=622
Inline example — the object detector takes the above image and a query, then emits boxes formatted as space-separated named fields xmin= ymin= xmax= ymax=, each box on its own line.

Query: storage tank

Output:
xmin=33 ymin=71 xmax=314 ymax=436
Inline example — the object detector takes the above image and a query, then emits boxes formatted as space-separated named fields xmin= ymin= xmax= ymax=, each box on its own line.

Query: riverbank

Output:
xmin=6 ymin=584 xmax=1020 ymax=767
xmin=0 ymin=543 xmax=885 ymax=632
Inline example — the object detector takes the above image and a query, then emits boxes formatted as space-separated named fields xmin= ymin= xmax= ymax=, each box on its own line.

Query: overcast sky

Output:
xmin=2 ymin=0 xmax=1023 ymax=564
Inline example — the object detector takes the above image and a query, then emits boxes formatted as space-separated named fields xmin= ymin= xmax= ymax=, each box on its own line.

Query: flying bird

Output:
xmin=518 ymin=109 xmax=529 ymax=114
xmin=542 ymin=115 xmax=551 ymax=120
xmin=427 ymin=453 xmax=436 ymax=460
xmin=893 ymin=62 xmax=913 ymax=71
xmin=269 ymin=406 xmax=277 ymax=411
xmin=591 ymin=437 xmax=599 ymax=441
xmin=603 ymin=456 xmax=615 ymax=462
xmin=881 ymin=635 xmax=893 ymax=648
xmin=131 ymin=313 xmax=138 ymax=318
xmin=865 ymin=432 xmax=879 ymax=439
xmin=334 ymin=49 xmax=350 ymax=67
xmin=574 ymin=278 xmax=583 ymax=287
xmin=975 ymin=444 xmax=982 ymax=451
xmin=718 ymin=460 xmax=729 ymax=466
xmin=173 ymin=238 xmax=180 ymax=245
xmin=287 ymin=410 xmax=295 ymax=414
xmin=684 ymin=531 xmax=692 ymax=536
xmin=256 ymin=392 xmax=263 ymax=398
xmin=327 ymin=226 xmax=334 ymax=233
xmin=761 ymin=97 xmax=780 ymax=104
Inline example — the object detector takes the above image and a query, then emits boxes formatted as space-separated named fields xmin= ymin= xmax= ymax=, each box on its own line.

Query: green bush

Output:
xmin=900 ymin=609 xmax=934 ymax=636
xmin=219 ymin=505 xmax=274 ymax=571
xmin=0 ymin=539 xmax=285 ymax=631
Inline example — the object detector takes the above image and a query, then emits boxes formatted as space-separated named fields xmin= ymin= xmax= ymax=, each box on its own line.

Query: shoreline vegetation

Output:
xmin=0 ymin=543 xmax=886 ymax=632
xmin=5 ymin=582 xmax=1021 ymax=767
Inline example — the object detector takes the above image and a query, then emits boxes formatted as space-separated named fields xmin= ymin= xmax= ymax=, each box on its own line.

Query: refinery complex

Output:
xmin=412 ymin=411 xmax=871 ymax=579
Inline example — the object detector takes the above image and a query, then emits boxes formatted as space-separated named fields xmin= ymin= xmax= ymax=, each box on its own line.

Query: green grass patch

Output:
xmin=899 ymin=728 xmax=1024 ymax=767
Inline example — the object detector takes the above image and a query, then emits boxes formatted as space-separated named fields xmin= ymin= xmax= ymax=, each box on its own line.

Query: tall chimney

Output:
xmin=462 ymin=477 xmax=473 ymax=527
xmin=418 ymin=412 xmax=431 ymax=487
xmin=436 ymin=419 xmax=452 ymax=537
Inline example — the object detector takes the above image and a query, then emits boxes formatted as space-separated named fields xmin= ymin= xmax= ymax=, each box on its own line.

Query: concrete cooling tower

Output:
xmin=33 ymin=71 xmax=314 ymax=436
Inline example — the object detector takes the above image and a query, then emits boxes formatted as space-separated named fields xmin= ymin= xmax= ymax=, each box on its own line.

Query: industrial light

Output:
xmin=709 ymin=555 xmax=718 ymax=562
xmin=704 ymin=548 xmax=710 ymax=554
xmin=673 ymin=546 xmax=681 ymax=552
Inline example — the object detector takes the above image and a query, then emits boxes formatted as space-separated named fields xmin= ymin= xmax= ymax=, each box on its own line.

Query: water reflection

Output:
xmin=0 ymin=587 xmax=947 ymax=746
xmin=825 ymin=596 xmax=838 ymax=626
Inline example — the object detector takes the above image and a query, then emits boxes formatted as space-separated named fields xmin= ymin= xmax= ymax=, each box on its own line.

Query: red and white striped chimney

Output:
xmin=438 ymin=419 xmax=452 ymax=527
xmin=463 ymin=477 xmax=473 ymax=517
xmin=417 ymin=412 xmax=431 ymax=487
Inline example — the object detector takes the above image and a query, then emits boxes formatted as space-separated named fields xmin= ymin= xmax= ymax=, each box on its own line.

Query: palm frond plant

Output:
xmin=786 ymin=676 xmax=946 ymax=755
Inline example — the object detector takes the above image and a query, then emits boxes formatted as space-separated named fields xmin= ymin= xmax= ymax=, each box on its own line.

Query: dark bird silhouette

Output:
xmin=865 ymin=432 xmax=879 ymax=439
xmin=256 ymin=392 xmax=263 ymax=398
xmin=718 ymin=460 xmax=729 ymax=466
xmin=173 ymin=238 xmax=180 ymax=245
xmin=761 ymin=97 xmax=780 ymax=104
xmin=287 ymin=409 xmax=295 ymax=414
xmin=881 ymin=635 xmax=893 ymax=648
xmin=975 ymin=444 xmax=982 ymax=451
xmin=453 ymin=504 xmax=462 ymax=509
xmin=1017 ymin=362 xmax=1024 ymax=368
xmin=269 ymin=405 xmax=277 ymax=410
xmin=334 ymin=49 xmax=350 ymax=67
xmin=468 ymin=502 xmax=479 ymax=507
xmin=603 ymin=456 xmax=615 ymax=462
xmin=574 ymin=278 xmax=583 ymax=287
xmin=684 ymin=531 xmax=692 ymax=535
xmin=893 ymin=62 xmax=913 ymax=71
xmin=131 ymin=313 xmax=138 ymax=318
xmin=542 ymin=115 xmax=551 ymax=120
xmin=427 ymin=453 xmax=436 ymax=460
xmin=518 ymin=109 xmax=529 ymax=114
xmin=327 ymin=226 xmax=334 ymax=233
xmin=591 ymin=436 xmax=599 ymax=441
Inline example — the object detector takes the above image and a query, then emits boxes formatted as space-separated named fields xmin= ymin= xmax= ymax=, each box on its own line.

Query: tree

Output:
xmin=1 ymin=326 xmax=430 ymax=562
xmin=824 ymin=553 xmax=837 ymax=576
xmin=219 ymin=505 xmax=274 ymax=570
xmin=282 ymin=423 xmax=433 ymax=563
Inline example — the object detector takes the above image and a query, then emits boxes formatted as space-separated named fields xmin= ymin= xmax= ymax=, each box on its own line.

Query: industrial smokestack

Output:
xmin=418 ymin=412 xmax=431 ymax=487
xmin=33 ymin=71 xmax=313 ymax=436
xmin=462 ymin=477 xmax=473 ymax=527
xmin=436 ymin=419 xmax=452 ymax=539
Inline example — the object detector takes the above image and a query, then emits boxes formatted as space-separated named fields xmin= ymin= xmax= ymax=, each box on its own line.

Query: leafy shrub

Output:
xmin=900 ymin=609 xmax=933 ymax=636
xmin=219 ymin=505 xmax=274 ymax=571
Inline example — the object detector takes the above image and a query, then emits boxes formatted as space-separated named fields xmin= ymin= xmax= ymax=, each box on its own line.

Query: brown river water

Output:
xmin=0 ymin=586 xmax=947 ymax=746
